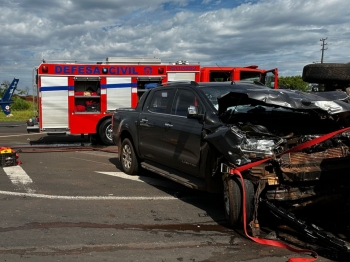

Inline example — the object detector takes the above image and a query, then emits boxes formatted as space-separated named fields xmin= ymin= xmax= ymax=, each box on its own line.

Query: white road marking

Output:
xmin=70 ymin=157 xmax=110 ymax=165
xmin=0 ymin=133 xmax=41 ymax=138
xmin=0 ymin=164 xmax=190 ymax=200
xmin=3 ymin=165 xmax=36 ymax=193
xmin=96 ymin=171 xmax=176 ymax=187
xmin=0 ymin=169 xmax=181 ymax=200
xmin=97 ymin=172 xmax=145 ymax=182
xmin=0 ymin=191 xmax=177 ymax=200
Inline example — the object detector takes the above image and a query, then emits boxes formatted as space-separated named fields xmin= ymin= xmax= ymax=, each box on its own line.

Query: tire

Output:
xmin=98 ymin=118 xmax=114 ymax=145
xmin=302 ymin=63 xmax=350 ymax=83
xmin=223 ymin=176 xmax=255 ymax=227
xmin=120 ymin=138 xmax=139 ymax=175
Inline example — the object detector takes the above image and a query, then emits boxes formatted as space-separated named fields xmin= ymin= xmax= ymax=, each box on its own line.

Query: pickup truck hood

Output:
xmin=217 ymin=89 xmax=350 ymax=116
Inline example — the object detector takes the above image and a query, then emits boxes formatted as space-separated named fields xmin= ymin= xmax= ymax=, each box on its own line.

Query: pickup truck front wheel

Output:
xmin=121 ymin=138 xmax=139 ymax=175
xmin=223 ymin=176 xmax=254 ymax=227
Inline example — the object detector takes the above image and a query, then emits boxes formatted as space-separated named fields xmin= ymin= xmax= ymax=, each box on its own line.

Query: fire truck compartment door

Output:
xmin=106 ymin=77 xmax=132 ymax=109
xmin=167 ymin=73 xmax=196 ymax=81
xmin=40 ymin=77 xmax=69 ymax=130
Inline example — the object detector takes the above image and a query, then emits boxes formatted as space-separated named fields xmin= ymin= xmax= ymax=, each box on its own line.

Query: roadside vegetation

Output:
xmin=0 ymin=97 xmax=37 ymax=122
xmin=278 ymin=75 xmax=309 ymax=91
xmin=0 ymin=80 xmax=37 ymax=122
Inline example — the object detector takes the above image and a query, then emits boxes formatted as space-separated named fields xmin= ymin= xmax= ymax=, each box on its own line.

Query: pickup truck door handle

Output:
xmin=164 ymin=122 xmax=173 ymax=128
xmin=140 ymin=118 xmax=148 ymax=124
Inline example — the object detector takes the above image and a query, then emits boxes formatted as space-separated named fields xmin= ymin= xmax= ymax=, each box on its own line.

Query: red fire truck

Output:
xmin=27 ymin=57 xmax=278 ymax=145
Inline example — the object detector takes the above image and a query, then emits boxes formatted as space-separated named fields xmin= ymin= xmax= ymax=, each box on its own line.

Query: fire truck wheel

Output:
xmin=223 ymin=176 xmax=254 ymax=227
xmin=121 ymin=138 xmax=139 ymax=175
xmin=99 ymin=119 xmax=114 ymax=145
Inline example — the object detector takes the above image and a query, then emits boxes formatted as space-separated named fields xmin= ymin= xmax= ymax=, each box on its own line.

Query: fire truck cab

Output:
xmin=200 ymin=65 xmax=278 ymax=89
xmin=28 ymin=57 xmax=201 ymax=145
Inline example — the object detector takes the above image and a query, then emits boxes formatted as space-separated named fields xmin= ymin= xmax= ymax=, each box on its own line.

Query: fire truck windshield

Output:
xmin=240 ymin=71 xmax=261 ymax=81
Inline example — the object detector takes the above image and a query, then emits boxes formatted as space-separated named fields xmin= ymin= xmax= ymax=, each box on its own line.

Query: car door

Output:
xmin=138 ymin=88 xmax=175 ymax=163
xmin=162 ymin=88 xmax=204 ymax=176
xmin=261 ymin=68 xmax=278 ymax=89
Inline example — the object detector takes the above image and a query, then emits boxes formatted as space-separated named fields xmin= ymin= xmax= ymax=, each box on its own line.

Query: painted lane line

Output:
xmin=0 ymin=133 xmax=41 ymax=138
xmin=70 ymin=157 xmax=111 ymax=165
xmin=4 ymin=165 xmax=33 ymax=184
xmin=97 ymin=172 xmax=145 ymax=182
xmin=96 ymin=171 xmax=176 ymax=188
xmin=0 ymin=190 xmax=177 ymax=200
xmin=0 ymin=171 xmax=199 ymax=200
xmin=3 ymin=165 xmax=36 ymax=193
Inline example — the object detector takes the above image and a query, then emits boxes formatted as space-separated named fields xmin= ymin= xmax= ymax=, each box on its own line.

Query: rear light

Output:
xmin=158 ymin=68 xmax=164 ymax=74
xmin=42 ymin=66 xmax=48 ymax=73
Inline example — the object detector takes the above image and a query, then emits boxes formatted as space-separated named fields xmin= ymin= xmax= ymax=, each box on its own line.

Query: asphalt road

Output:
xmin=0 ymin=122 xmax=345 ymax=262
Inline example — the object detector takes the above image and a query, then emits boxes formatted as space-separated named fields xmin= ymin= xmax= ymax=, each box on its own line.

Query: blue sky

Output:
xmin=0 ymin=0 xmax=349 ymax=92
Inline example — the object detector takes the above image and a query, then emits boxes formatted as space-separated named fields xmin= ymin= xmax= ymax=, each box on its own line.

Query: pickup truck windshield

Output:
xmin=200 ymin=86 xmax=236 ymax=110
xmin=199 ymin=84 xmax=268 ymax=110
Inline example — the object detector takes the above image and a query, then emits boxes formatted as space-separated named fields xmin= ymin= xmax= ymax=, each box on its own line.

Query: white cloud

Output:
xmin=0 ymin=0 xmax=349 ymax=90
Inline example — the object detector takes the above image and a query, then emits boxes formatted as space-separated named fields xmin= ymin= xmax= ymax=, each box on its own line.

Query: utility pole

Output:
xmin=320 ymin=38 xmax=328 ymax=63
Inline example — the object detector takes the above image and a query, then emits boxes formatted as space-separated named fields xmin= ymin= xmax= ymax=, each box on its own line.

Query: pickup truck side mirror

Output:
xmin=187 ymin=105 xmax=202 ymax=119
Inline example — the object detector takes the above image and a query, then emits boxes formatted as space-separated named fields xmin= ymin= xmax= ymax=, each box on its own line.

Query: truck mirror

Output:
xmin=187 ymin=106 xmax=199 ymax=119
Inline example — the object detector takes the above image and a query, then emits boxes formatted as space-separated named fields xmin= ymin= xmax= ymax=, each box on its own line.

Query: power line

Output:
xmin=320 ymin=37 xmax=328 ymax=63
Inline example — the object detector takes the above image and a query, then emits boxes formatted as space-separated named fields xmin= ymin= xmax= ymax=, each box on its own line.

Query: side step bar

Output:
xmin=141 ymin=161 xmax=206 ymax=191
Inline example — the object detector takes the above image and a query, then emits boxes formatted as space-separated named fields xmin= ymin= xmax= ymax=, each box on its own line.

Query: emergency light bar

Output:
xmin=244 ymin=65 xmax=259 ymax=69
xmin=175 ymin=60 xmax=189 ymax=65
xmin=105 ymin=57 xmax=162 ymax=64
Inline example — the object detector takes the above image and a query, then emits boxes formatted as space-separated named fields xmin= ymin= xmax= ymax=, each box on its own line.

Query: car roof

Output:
xmin=196 ymin=81 xmax=269 ymax=89
xmin=158 ymin=80 xmax=269 ymax=89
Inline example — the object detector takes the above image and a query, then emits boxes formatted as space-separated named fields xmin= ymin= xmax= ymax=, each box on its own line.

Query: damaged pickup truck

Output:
xmin=112 ymin=81 xmax=350 ymax=228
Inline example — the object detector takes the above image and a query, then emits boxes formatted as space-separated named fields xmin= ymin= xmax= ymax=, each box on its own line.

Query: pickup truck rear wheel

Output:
xmin=98 ymin=118 xmax=114 ymax=145
xmin=121 ymin=138 xmax=139 ymax=175
xmin=223 ymin=176 xmax=254 ymax=227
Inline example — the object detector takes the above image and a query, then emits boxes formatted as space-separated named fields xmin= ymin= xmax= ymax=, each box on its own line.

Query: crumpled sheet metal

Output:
xmin=217 ymin=89 xmax=350 ymax=114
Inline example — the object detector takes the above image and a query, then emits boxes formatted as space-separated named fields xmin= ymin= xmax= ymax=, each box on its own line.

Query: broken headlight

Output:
xmin=240 ymin=138 xmax=276 ymax=158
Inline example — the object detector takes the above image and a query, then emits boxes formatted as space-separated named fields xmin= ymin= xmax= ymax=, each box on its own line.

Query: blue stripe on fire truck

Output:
xmin=104 ymin=83 xmax=137 ymax=89
xmin=40 ymin=86 xmax=70 ymax=91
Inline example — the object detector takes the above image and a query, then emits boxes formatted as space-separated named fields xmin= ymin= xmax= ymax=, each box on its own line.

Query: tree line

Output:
xmin=278 ymin=75 xmax=309 ymax=91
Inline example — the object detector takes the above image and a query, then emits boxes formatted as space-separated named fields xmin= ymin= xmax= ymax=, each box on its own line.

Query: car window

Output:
xmin=200 ymin=86 xmax=235 ymax=110
xmin=148 ymin=90 xmax=172 ymax=113
xmin=171 ymin=89 xmax=203 ymax=116
xmin=199 ymin=84 xmax=268 ymax=110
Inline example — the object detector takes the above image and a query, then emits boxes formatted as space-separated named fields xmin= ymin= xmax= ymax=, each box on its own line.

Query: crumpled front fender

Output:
xmin=204 ymin=126 xmax=251 ymax=166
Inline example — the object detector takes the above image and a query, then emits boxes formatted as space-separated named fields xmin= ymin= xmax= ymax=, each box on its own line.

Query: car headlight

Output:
xmin=240 ymin=138 xmax=276 ymax=157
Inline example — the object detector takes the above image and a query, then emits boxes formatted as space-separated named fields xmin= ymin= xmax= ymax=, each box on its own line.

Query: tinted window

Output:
xmin=171 ymin=89 xmax=204 ymax=116
xmin=199 ymin=84 xmax=268 ymax=110
xmin=148 ymin=90 xmax=173 ymax=113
